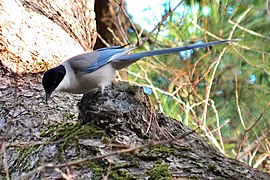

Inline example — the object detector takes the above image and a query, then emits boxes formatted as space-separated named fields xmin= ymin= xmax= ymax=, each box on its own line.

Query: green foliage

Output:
xmin=126 ymin=0 xmax=270 ymax=172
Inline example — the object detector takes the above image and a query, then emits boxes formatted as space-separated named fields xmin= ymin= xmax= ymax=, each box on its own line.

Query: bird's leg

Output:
xmin=98 ymin=84 xmax=111 ymax=94
xmin=99 ymin=85 xmax=105 ymax=94
xmin=98 ymin=82 xmax=114 ymax=95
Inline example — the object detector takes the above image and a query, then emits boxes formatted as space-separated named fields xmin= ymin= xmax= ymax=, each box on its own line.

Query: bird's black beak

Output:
xmin=45 ymin=93 xmax=51 ymax=103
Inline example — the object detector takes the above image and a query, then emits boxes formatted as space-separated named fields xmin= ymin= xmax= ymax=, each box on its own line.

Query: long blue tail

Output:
xmin=111 ymin=39 xmax=239 ymax=70
xmin=118 ymin=39 xmax=237 ymax=61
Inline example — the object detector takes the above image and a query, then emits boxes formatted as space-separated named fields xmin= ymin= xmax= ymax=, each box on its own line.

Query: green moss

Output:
xmin=40 ymin=122 xmax=107 ymax=140
xmin=137 ymin=145 xmax=178 ymax=160
xmin=10 ymin=145 xmax=40 ymax=173
xmin=207 ymin=163 xmax=216 ymax=170
xmin=40 ymin=122 xmax=108 ymax=157
xmin=112 ymin=161 xmax=139 ymax=170
xmin=63 ymin=112 xmax=77 ymax=119
xmin=110 ymin=169 xmax=137 ymax=180
xmin=88 ymin=161 xmax=104 ymax=180
xmin=177 ymin=146 xmax=190 ymax=151
xmin=147 ymin=160 xmax=172 ymax=180
xmin=149 ymin=145 xmax=177 ymax=155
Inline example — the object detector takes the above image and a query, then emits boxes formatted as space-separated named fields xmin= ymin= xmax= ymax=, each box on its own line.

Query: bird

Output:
xmin=42 ymin=39 xmax=237 ymax=102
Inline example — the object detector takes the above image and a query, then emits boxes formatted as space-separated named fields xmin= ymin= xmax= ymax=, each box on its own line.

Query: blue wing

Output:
xmin=67 ymin=46 xmax=134 ymax=74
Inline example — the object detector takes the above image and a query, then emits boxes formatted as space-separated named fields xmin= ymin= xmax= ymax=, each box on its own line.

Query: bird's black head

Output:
xmin=42 ymin=65 xmax=66 ymax=102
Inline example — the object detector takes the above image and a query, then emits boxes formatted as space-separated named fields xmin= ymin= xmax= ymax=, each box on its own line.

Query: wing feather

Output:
xmin=66 ymin=47 xmax=134 ymax=74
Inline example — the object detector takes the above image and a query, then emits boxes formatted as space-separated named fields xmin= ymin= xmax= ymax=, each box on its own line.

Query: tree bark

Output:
xmin=0 ymin=70 xmax=269 ymax=179
xmin=77 ymin=82 xmax=270 ymax=179
xmin=0 ymin=0 xmax=96 ymax=74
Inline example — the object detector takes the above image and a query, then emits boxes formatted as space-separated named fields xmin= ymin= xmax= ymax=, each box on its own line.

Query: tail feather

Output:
xmin=114 ymin=39 xmax=239 ymax=67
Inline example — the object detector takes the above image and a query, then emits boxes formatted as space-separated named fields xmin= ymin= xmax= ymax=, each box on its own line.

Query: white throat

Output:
xmin=55 ymin=62 xmax=116 ymax=94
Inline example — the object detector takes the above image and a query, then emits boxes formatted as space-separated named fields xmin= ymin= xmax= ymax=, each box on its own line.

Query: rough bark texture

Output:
xmin=0 ymin=63 xmax=269 ymax=179
xmin=77 ymin=82 xmax=270 ymax=179
xmin=0 ymin=0 xmax=96 ymax=74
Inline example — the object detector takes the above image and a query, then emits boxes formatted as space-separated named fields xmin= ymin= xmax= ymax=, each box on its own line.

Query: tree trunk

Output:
xmin=0 ymin=0 xmax=96 ymax=74
xmin=94 ymin=0 xmax=129 ymax=49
